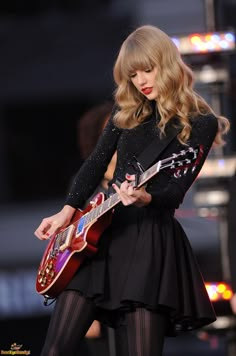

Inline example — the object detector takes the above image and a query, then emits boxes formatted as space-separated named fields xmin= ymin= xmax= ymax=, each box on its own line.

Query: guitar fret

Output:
xmin=139 ymin=164 xmax=159 ymax=186
xmin=83 ymin=215 xmax=88 ymax=226
xmin=103 ymin=200 xmax=109 ymax=211
xmin=90 ymin=209 xmax=96 ymax=222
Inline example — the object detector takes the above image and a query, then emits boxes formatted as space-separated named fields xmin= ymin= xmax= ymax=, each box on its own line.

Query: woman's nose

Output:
xmin=137 ymin=73 xmax=147 ymax=85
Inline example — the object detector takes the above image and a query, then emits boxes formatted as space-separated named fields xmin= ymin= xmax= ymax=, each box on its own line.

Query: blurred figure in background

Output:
xmin=78 ymin=100 xmax=114 ymax=160
xmin=78 ymin=100 xmax=116 ymax=195
xmin=35 ymin=25 xmax=230 ymax=356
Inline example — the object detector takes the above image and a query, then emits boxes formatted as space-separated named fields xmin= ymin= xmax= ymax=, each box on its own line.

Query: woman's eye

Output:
xmin=130 ymin=73 xmax=137 ymax=78
xmin=145 ymin=68 xmax=152 ymax=73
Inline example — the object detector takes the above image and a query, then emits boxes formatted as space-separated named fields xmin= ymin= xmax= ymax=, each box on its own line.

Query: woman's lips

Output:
xmin=141 ymin=87 xmax=153 ymax=95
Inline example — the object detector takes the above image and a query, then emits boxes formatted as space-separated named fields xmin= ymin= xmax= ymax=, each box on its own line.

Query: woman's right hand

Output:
xmin=34 ymin=205 xmax=76 ymax=240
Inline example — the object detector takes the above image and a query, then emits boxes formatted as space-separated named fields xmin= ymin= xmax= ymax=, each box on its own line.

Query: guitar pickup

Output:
xmin=59 ymin=225 xmax=76 ymax=251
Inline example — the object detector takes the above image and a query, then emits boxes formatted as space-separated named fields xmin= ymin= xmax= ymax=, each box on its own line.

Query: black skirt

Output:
xmin=66 ymin=204 xmax=216 ymax=335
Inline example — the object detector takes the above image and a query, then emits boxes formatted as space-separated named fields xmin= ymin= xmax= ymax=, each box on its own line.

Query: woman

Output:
xmin=35 ymin=25 xmax=230 ymax=355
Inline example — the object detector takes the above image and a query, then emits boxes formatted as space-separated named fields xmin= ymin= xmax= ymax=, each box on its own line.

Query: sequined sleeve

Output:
xmin=65 ymin=113 xmax=121 ymax=209
xmin=147 ymin=114 xmax=219 ymax=209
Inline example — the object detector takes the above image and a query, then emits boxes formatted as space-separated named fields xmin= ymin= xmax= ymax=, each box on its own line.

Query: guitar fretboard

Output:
xmin=82 ymin=191 xmax=118 ymax=226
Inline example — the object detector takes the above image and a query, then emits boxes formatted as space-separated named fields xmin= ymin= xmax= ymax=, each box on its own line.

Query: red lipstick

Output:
xmin=141 ymin=87 xmax=153 ymax=95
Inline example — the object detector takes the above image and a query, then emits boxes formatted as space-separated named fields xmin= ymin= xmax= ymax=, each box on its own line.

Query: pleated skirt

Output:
xmin=66 ymin=204 xmax=216 ymax=335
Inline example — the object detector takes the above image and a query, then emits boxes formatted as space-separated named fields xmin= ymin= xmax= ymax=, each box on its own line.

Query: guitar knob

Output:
xmin=40 ymin=270 xmax=46 ymax=277
xmin=45 ymin=262 xmax=54 ymax=273
xmin=39 ymin=276 xmax=47 ymax=286
xmin=43 ymin=277 xmax=47 ymax=284
xmin=49 ymin=271 xmax=55 ymax=278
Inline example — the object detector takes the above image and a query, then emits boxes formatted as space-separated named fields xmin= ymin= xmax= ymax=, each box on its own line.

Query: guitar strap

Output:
xmin=114 ymin=121 xmax=181 ymax=188
xmin=133 ymin=124 xmax=181 ymax=172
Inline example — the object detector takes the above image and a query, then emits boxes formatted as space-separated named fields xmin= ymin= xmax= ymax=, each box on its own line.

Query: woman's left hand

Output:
xmin=112 ymin=174 xmax=152 ymax=207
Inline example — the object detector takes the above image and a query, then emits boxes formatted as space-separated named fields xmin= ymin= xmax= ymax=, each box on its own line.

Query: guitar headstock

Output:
xmin=137 ymin=145 xmax=204 ymax=188
xmin=161 ymin=145 xmax=203 ymax=178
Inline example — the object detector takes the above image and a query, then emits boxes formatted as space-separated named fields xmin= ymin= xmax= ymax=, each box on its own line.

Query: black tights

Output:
xmin=41 ymin=290 xmax=168 ymax=356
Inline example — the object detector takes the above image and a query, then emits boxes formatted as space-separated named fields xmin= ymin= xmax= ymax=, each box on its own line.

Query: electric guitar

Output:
xmin=36 ymin=146 xmax=201 ymax=300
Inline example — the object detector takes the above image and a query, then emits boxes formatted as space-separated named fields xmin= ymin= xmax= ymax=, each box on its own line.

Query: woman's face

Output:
xmin=130 ymin=67 xmax=158 ymax=100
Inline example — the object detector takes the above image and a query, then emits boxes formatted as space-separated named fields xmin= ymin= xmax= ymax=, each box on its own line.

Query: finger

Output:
xmin=45 ymin=226 xmax=59 ymax=237
xmin=113 ymin=180 xmax=130 ymax=194
xmin=112 ymin=183 xmax=120 ymax=194
xmin=39 ymin=232 xmax=51 ymax=241
xmin=36 ymin=226 xmax=58 ymax=241
xmin=127 ymin=185 xmax=135 ymax=196
xmin=34 ymin=227 xmax=51 ymax=240
xmin=34 ymin=222 xmax=49 ymax=239
xmin=125 ymin=174 xmax=135 ymax=182
xmin=119 ymin=180 xmax=130 ymax=192
xmin=34 ymin=218 xmax=58 ymax=240
xmin=112 ymin=183 xmax=130 ymax=204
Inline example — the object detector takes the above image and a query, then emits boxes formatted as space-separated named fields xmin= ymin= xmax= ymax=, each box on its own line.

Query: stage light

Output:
xmin=205 ymin=282 xmax=233 ymax=302
xmin=172 ymin=31 xmax=235 ymax=54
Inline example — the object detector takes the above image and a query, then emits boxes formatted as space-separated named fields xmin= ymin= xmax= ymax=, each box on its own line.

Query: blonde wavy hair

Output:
xmin=113 ymin=25 xmax=230 ymax=145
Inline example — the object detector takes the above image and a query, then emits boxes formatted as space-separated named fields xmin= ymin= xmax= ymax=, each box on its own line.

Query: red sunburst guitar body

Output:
xmin=36 ymin=192 xmax=113 ymax=298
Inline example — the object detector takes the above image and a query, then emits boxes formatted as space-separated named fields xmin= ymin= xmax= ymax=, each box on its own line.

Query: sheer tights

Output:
xmin=41 ymin=290 xmax=168 ymax=356
xmin=41 ymin=290 xmax=95 ymax=356
xmin=115 ymin=308 xmax=168 ymax=356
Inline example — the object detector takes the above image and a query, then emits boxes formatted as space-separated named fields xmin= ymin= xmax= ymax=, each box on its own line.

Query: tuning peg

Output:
xmin=174 ymin=170 xmax=182 ymax=178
